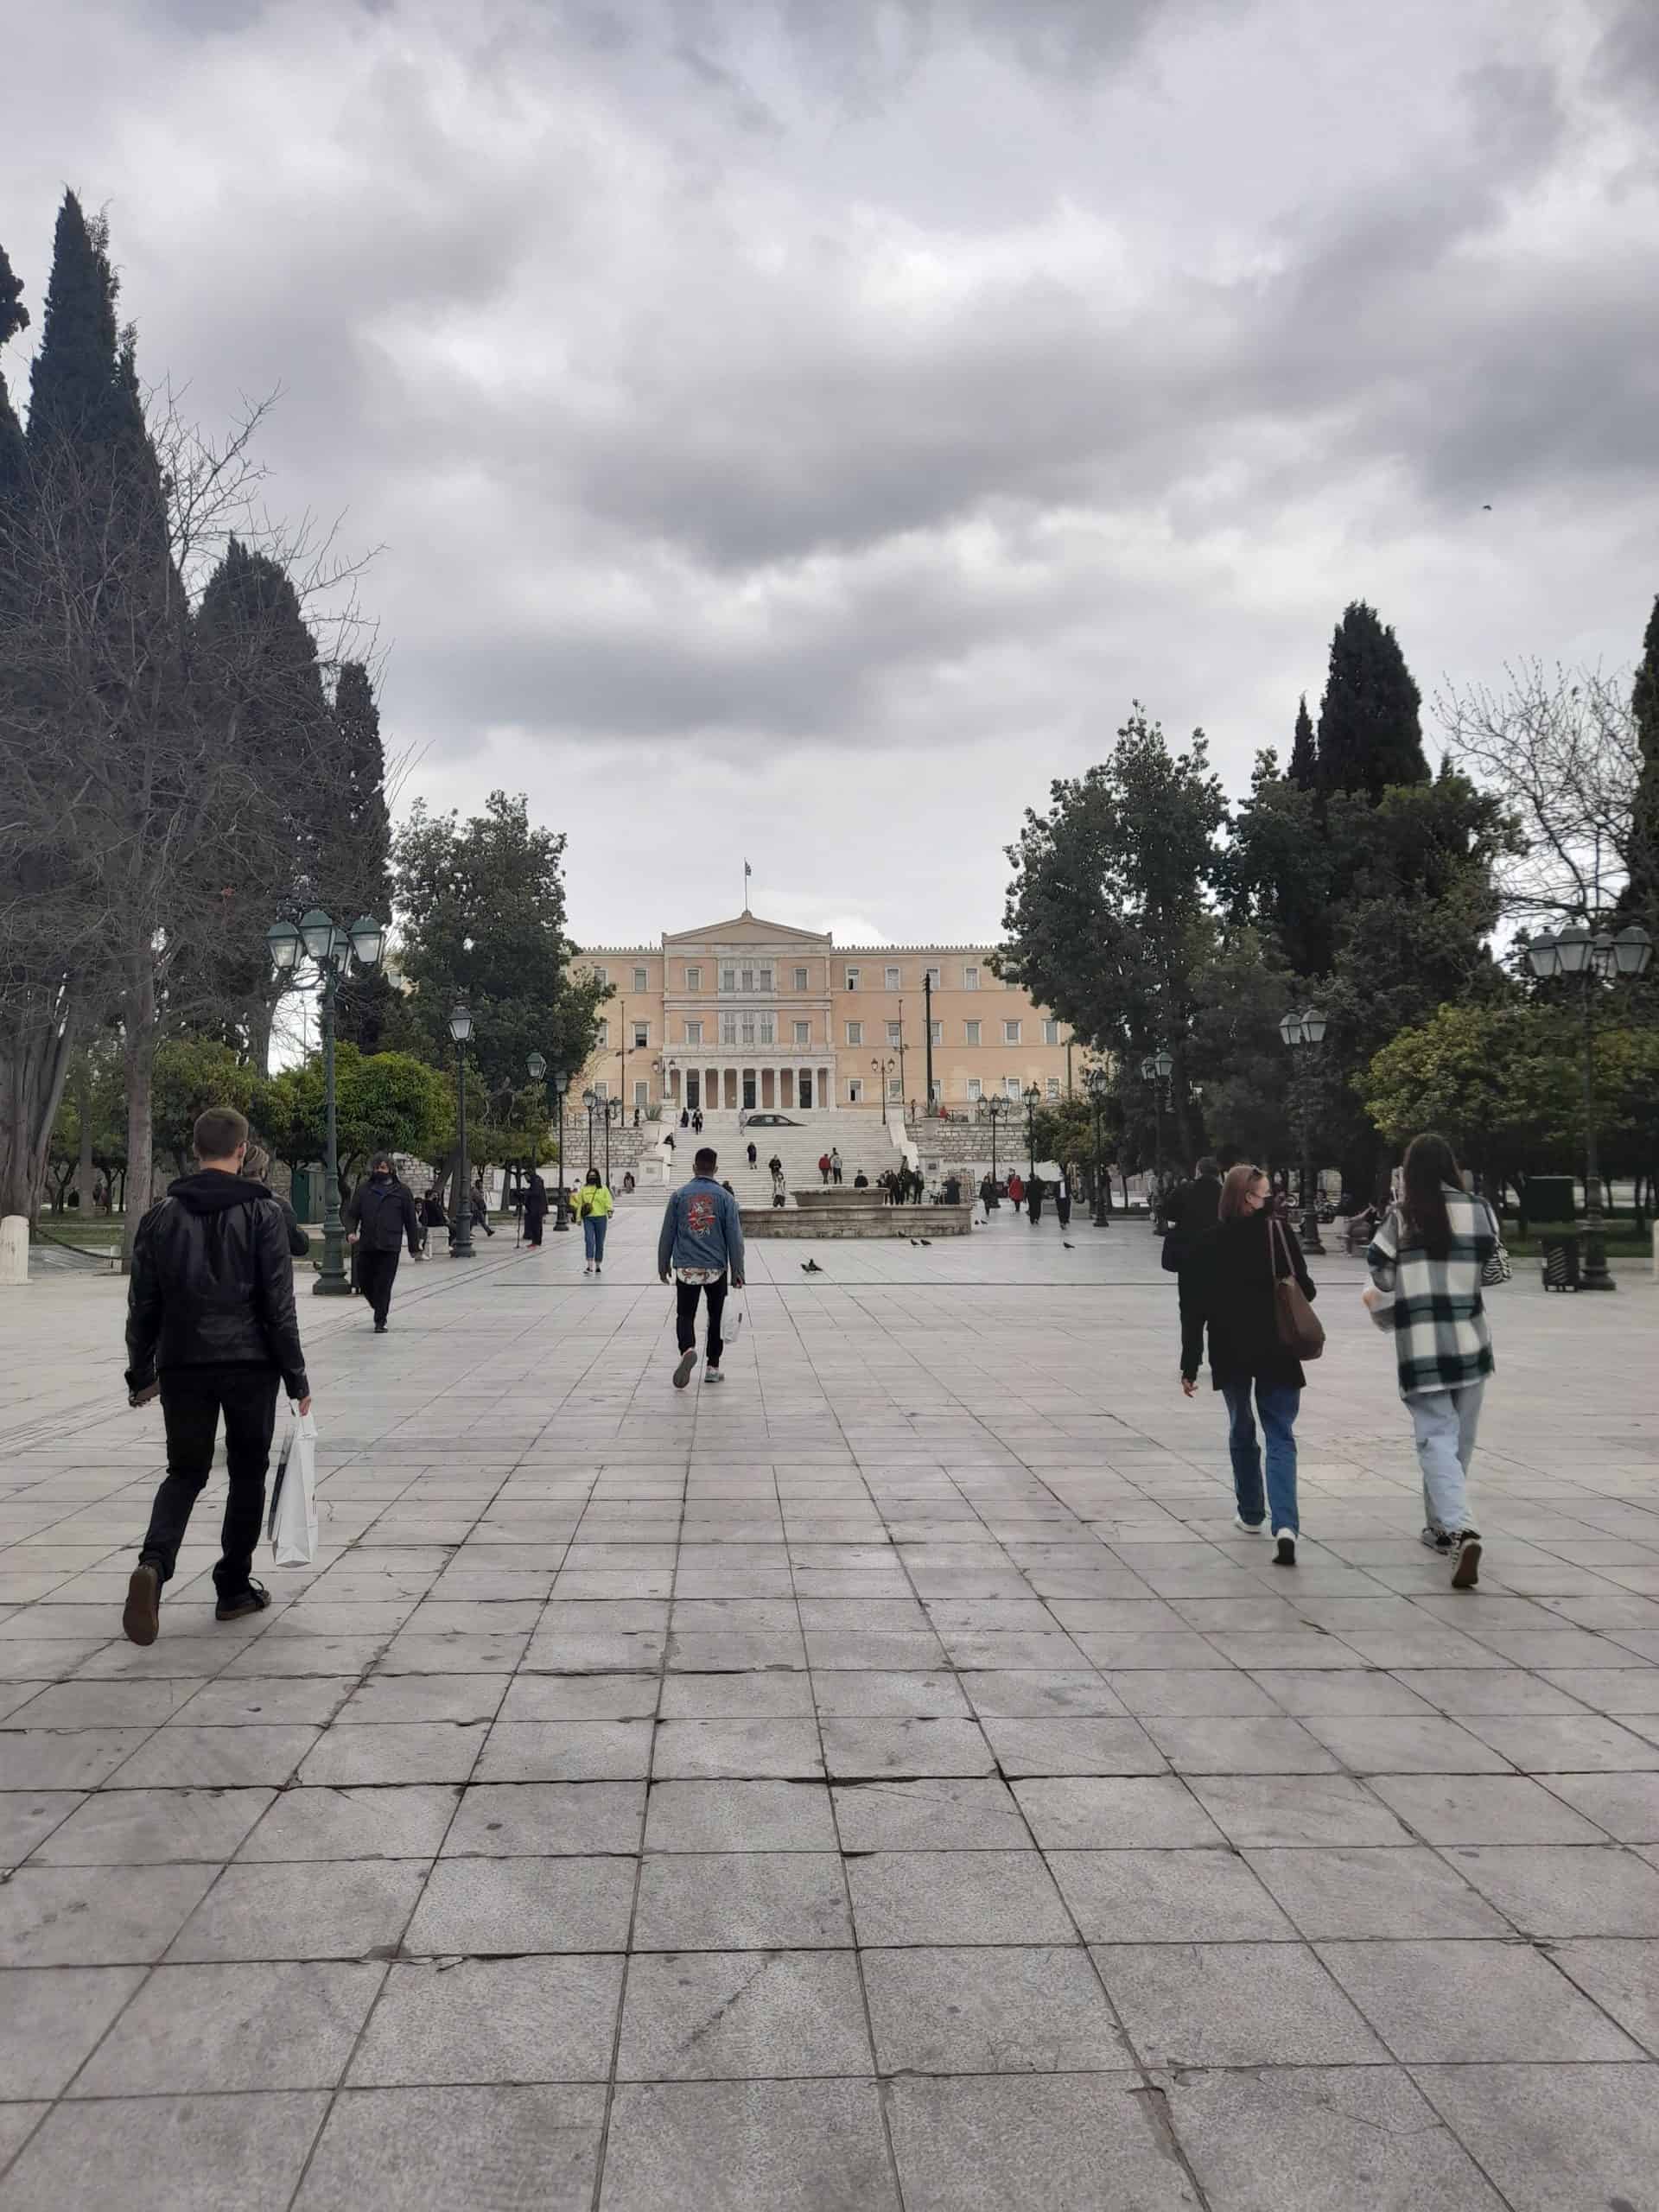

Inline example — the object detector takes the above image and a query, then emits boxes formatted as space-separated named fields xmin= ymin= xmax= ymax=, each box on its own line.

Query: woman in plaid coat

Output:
xmin=1365 ymin=1133 xmax=1494 ymax=1589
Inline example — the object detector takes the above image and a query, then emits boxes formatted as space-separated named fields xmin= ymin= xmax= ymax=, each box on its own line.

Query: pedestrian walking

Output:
xmin=747 ymin=1141 xmax=758 ymax=1169
xmin=1363 ymin=1133 xmax=1497 ymax=1590
xmin=771 ymin=1164 xmax=787 ymax=1207
xmin=1007 ymin=1170 xmax=1024 ymax=1214
xmin=818 ymin=1151 xmax=832 ymax=1185
xmin=658 ymin=1146 xmax=746 ymax=1389
xmin=243 ymin=1144 xmax=310 ymax=1256
xmin=1179 ymin=1163 xmax=1316 ymax=1567
xmin=693 ymin=1109 xmax=703 ymax=1135
xmin=470 ymin=1175 xmax=496 ymax=1237
xmin=521 ymin=1168 xmax=549 ymax=1248
xmin=1054 ymin=1172 xmax=1071 ymax=1230
xmin=344 ymin=1153 xmax=424 ymax=1332
xmin=575 ymin=1167 xmax=614 ymax=1274
xmin=1027 ymin=1174 xmax=1045 ymax=1225
xmin=419 ymin=1182 xmax=448 ymax=1254
xmin=681 ymin=1108 xmax=690 ymax=1128
xmin=979 ymin=1173 xmax=995 ymax=1220
xmin=121 ymin=1106 xmax=310 ymax=1646
xmin=1162 ymin=1156 xmax=1223 ymax=1272
xmin=830 ymin=1147 xmax=842 ymax=1184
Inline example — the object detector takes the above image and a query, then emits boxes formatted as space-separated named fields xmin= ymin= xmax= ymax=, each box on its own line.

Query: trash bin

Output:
xmin=1541 ymin=1233 xmax=1580 ymax=1291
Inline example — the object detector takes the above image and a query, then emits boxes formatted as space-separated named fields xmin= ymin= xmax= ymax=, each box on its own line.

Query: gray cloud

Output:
xmin=4 ymin=0 xmax=1657 ymax=946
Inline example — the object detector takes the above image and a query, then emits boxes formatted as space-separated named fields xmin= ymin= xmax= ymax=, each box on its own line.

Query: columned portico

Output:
xmin=662 ymin=1061 xmax=838 ymax=1111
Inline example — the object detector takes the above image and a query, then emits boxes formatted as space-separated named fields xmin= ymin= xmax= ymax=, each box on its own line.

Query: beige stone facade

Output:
xmin=570 ymin=912 xmax=1073 ymax=1116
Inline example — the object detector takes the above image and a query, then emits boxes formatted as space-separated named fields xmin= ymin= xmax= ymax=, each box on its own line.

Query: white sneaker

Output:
xmin=1233 ymin=1514 xmax=1267 ymax=1535
xmin=1273 ymin=1528 xmax=1297 ymax=1567
xmin=705 ymin=1366 xmax=725 ymax=1384
xmin=584 ymin=1262 xmax=592 ymax=1274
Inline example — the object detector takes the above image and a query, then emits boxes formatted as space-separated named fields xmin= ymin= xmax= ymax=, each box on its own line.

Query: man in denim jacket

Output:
xmin=658 ymin=1147 xmax=747 ymax=1389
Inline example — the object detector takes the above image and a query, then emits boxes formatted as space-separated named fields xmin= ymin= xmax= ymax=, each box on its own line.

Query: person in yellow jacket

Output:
xmin=574 ymin=1169 xmax=614 ymax=1274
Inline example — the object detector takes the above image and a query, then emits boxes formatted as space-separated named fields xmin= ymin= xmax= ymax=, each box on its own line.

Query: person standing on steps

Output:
xmin=1179 ymin=1164 xmax=1315 ymax=1567
xmin=575 ymin=1167 xmax=614 ymax=1274
xmin=658 ymin=1146 xmax=746 ymax=1389
xmin=830 ymin=1147 xmax=843 ymax=1184
xmin=344 ymin=1153 xmax=424 ymax=1333
xmin=818 ymin=1150 xmax=832 ymax=1185
xmin=1363 ymin=1132 xmax=1496 ymax=1591
xmin=521 ymin=1167 xmax=549 ymax=1248
xmin=747 ymin=1140 xmax=759 ymax=1170
xmin=121 ymin=1106 xmax=311 ymax=1646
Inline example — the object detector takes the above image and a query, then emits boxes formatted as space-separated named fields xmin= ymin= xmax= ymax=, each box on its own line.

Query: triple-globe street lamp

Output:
xmin=1023 ymin=1081 xmax=1042 ymax=1183
xmin=448 ymin=1005 xmax=475 ymax=1259
xmin=526 ymin=1053 xmax=573 ymax=1231
xmin=1525 ymin=921 xmax=1654 ymax=1292
xmin=1139 ymin=1050 xmax=1173 ymax=1202
xmin=1085 ymin=1063 xmax=1113 ymax=1228
xmin=266 ymin=907 xmax=388 ymax=1297
xmin=1277 ymin=1007 xmax=1328 ymax=1255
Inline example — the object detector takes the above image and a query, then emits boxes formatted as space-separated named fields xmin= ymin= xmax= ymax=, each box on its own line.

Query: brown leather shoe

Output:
xmin=123 ymin=1562 xmax=161 ymax=1646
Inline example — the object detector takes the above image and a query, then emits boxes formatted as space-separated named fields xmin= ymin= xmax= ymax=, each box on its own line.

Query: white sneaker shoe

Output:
xmin=584 ymin=1262 xmax=592 ymax=1274
xmin=1233 ymin=1514 xmax=1267 ymax=1535
xmin=1273 ymin=1528 xmax=1297 ymax=1567
xmin=705 ymin=1366 xmax=725 ymax=1384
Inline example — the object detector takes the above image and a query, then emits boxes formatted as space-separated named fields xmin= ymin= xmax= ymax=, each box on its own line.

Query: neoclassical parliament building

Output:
xmin=571 ymin=911 xmax=1074 ymax=1116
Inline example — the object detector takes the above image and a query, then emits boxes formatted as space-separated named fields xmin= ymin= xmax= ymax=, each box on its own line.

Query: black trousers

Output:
xmin=676 ymin=1274 xmax=728 ymax=1366
xmin=141 ymin=1366 xmax=281 ymax=1594
xmin=358 ymin=1244 xmax=400 ymax=1325
xmin=1057 ymin=1197 xmax=1071 ymax=1227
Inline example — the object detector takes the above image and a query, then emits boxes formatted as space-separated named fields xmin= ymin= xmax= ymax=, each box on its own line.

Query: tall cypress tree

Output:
xmin=327 ymin=661 xmax=395 ymax=1049
xmin=1625 ymin=594 xmax=1659 ymax=930
xmin=1316 ymin=601 xmax=1427 ymax=801
xmin=1287 ymin=694 xmax=1317 ymax=791
xmin=0 ymin=239 xmax=27 ymax=502
xmin=27 ymin=194 xmax=126 ymax=454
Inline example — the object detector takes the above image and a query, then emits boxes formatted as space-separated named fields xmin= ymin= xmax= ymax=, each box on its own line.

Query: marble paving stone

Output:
xmin=236 ymin=1784 xmax=461 ymax=1861
xmin=598 ymin=2079 xmax=899 ymax=2212
xmin=1144 ymin=1716 xmax=1339 ymax=1774
xmin=956 ymin=1669 xmax=1126 ymax=1717
xmin=819 ymin=1717 xmax=993 ymax=1777
xmin=1317 ymin=1937 xmax=1642 ymax=2061
xmin=1443 ymin=1843 xmax=1659 ymax=1936
xmin=73 ymin=1960 xmax=386 ymax=2093
xmin=1414 ymin=2062 xmax=1659 ymax=2212
xmin=651 ymin=1717 xmax=823 ymax=1778
xmin=292 ymin=2084 xmax=605 ymax=2212
xmin=1367 ymin=1772 xmax=1608 ymax=1844
xmin=846 ymin=1849 xmax=1073 ymax=1946
xmin=644 ymin=1778 xmax=836 ymax=1852
xmin=0 ymin=1964 xmax=145 ymax=2097
xmin=0 ymin=1789 xmax=83 ymax=1865
xmin=498 ymin=1672 xmax=661 ymax=1720
xmin=0 ymin=1729 xmax=152 ymax=1789
xmin=404 ymin=1852 xmax=638 ymax=1955
xmin=0 ymin=1863 xmax=216 ymax=1967
xmin=657 ymin=1671 xmax=814 ymax=1718
xmin=861 ymin=1943 xmax=1128 ymax=2073
xmin=615 ymin=1948 xmax=872 ymax=2078
xmin=1186 ymin=1773 xmax=1412 ymax=1847
xmin=1548 ymin=1937 xmax=1659 ymax=2054
xmin=29 ymin=1785 xmax=273 ymax=1864
xmin=1243 ymin=1845 xmax=1511 ymax=1937
xmin=885 ymin=2074 xmax=1195 ymax=2212
xmin=296 ymin=1720 xmax=487 ymax=1785
xmin=810 ymin=1669 xmax=970 ymax=1715
xmin=347 ymin=1955 xmax=625 ymax=2083
xmin=632 ymin=1851 xmax=850 ymax=1949
xmin=334 ymin=1673 xmax=507 ymax=1724
xmin=1093 ymin=1942 xmax=1388 ymax=2067
xmin=831 ymin=1776 xmax=1031 ymax=1852
xmin=1537 ymin=1770 xmax=1659 ymax=1841
xmin=442 ymin=1780 xmax=645 ymax=1855
xmin=1049 ymin=1847 xmax=1294 ymax=1942
xmin=1010 ymin=1774 xmax=1224 ymax=1849
xmin=1248 ymin=1668 xmax=1436 ymax=1715
xmin=1160 ymin=2063 xmax=1507 ymax=2212
xmin=1459 ymin=1712 xmax=1659 ymax=1770
xmin=165 ymin=1859 xmax=428 ymax=1961
xmin=475 ymin=1718 xmax=654 ymax=1782
xmin=0 ymin=2092 xmax=330 ymax=2212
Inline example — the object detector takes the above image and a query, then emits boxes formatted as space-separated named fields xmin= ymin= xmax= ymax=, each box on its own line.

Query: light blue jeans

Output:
xmin=1408 ymin=1381 xmax=1483 ymax=1534
xmin=1221 ymin=1379 xmax=1300 ymax=1535
xmin=583 ymin=1214 xmax=608 ymax=1263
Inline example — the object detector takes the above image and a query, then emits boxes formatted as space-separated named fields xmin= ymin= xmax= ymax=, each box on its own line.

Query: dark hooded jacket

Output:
xmin=125 ymin=1172 xmax=308 ymax=1398
xmin=1179 ymin=1208 xmax=1316 ymax=1391
xmin=344 ymin=1172 xmax=421 ymax=1255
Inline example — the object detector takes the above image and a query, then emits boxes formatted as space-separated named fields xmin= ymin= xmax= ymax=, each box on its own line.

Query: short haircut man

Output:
xmin=1197 ymin=1155 xmax=1220 ymax=1179
xmin=659 ymin=1147 xmax=745 ymax=1389
xmin=195 ymin=1105 xmax=250 ymax=1160
xmin=695 ymin=1147 xmax=717 ymax=1174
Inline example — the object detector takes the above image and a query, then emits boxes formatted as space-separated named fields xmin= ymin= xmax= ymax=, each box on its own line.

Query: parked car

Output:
xmin=742 ymin=1113 xmax=800 ymax=1127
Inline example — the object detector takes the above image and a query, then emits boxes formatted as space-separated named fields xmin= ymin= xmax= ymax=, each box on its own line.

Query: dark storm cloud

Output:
xmin=3 ymin=0 xmax=1656 ymax=942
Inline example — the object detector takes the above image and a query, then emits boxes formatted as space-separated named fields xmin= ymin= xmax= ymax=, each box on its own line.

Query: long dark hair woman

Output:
xmin=1179 ymin=1163 xmax=1317 ymax=1566
xmin=1363 ymin=1132 xmax=1497 ymax=1589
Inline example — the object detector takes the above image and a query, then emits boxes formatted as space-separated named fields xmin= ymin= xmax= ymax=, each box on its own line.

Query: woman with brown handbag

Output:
xmin=1179 ymin=1163 xmax=1319 ymax=1566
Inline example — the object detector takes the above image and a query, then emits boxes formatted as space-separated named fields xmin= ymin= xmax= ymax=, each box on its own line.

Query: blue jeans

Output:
xmin=1221 ymin=1379 xmax=1300 ymax=1534
xmin=1408 ymin=1381 xmax=1482 ymax=1534
xmin=583 ymin=1215 xmax=608 ymax=1263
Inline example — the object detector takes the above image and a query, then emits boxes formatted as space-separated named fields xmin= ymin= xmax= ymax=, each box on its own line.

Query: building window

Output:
xmin=963 ymin=965 xmax=979 ymax=989
xmin=846 ymin=1020 xmax=862 ymax=1046
xmin=685 ymin=1020 xmax=703 ymax=1046
xmin=845 ymin=967 xmax=860 ymax=990
xmin=633 ymin=1078 xmax=649 ymax=1108
xmin=593 ymin=965 xmax=608 ymax=988
xmin=793 ymin=966 xmax=808 ymax=992
xmin=633 ymin=967 xmax=648 ymax=993
xmin=594 ymin=1079 xmax=607 ymax=1099
xmin=1042 ymin=1018 xmax=1060 ymax=1046
xmin=632 ymin=1021 xmax=648 ymax=1048
xmin=1004 ymin=1075 xmax=1020 ymax=1099
xmin=925 ymin=965 xmax=941 ymax=988
xmin=1047 ymin=1077 xmax=1061 ymax=1099
xmin=967 ymin=1076 xmax=983 ymax=1100
xmin=930 ymin=1020 xmax=942 ymax=1046
xmin=888 ymin=1077 xmax=903 ymax=1100
xmin=760 ymin=1015 xmax=775 ymax=1045
xmin=741 ymin=1017 xmax=755 ymax=1046
xmin=721 ymin=966 xmax=736 ymax=994
xmin=964 ymin=1020 xmax=981 ymax=1046
xmin=794 ymin=1020 xmax=810 ymax=1046
xmin=759 ymin=967 xmax=773 ymax=993
xmin=887 ymin=1020 xmax=901 ymax=1046
xmin=741 ymin=966 xmax=754 ymax=992
xmin=596 ymin=1019 xmax=609 ymax=1047
xmin=721 ymin=1014 xmax=737 ymax=1047
xmin=885 ymin=965 xmax=900 ymax=990
xmin=685 ymin=965 xmax=702 ymax=991
xmin=1004 ymin=1020 xmax=1022 ymax=1045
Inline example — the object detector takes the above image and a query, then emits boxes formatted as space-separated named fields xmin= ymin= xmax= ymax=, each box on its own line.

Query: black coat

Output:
xmin=1176 ymin=1174 xmax=1222 ymax=1236
xmin=344 ymin=1175 xmax=421 ymax=1255
xmin=1179 ymin=1210 xmax=1316 ymax=1391
xmin=125 ymin=1172 xmax=308 ymax=1398
xmin=522 ymin=1176 xmax=548 ymax=1223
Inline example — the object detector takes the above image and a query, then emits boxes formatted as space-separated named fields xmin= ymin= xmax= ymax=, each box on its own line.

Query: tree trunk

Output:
xmin=1 ymin=1002 xmax=78 ymax=1227
xmin=121 ymin=959 xmax=158 ymax=1272
xmin=75 ymin=1058 xmax=97 ymax=1211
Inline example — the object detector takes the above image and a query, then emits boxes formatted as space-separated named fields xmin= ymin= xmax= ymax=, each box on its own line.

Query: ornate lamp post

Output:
xmin=601 ymin=1095 xmax=622 ymax=1186
xmin=448 ymin=1005 xmax=476 ymax=1258
xmin=526 ymin=1052 xmax=572 ymax=1233
xmin=1085 ymin=1063 xmax=1112 ymax=1228
xmin=870 ymin=1055 xmax=895 ymax=1112
xmin=1138 ymin=1050 xmax=1173 ymax=1195
xmin=581 ymin=1088 xmax=598 ymax=1173
xmin=267 ymin=908 xmax=388 ymax=1298
xmin=985 ymin=1093 xmax=1008 ymax=1192
xmin=1277 ymin=1008 xmax=1327 ymax=1255
xmin=1526 ymin=922 xmax=1653 ymax=1291
xmin=1023 ymin=1081 xmax=1042 ymax=1182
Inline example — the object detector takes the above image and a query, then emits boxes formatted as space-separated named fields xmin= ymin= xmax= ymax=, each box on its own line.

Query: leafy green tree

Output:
xmin=150 ymin=1038 xmax=258 ymax=1177
xmin=0 ymin=238 xmax=27 ymax=505
xmin=1185 ymin=928 xmax=1298 ymax=1168
xmin=1224 ymin=753 xmax=1335 ymax=977
xmin=327 ymin=661 xmax=395 ymax=1051
xmin=1000 ymin=708 xmax=1227 ymax=1163
xmin=1624 ymin=594 xmax=1659 ymax=935
xmin=1317 ymin=601 xmax=1427 ymax=800
xmin=1287 ymin=695 xmax=1317 ymax=791
xmin=253 ymin=1046 xmax=453 ymax=1189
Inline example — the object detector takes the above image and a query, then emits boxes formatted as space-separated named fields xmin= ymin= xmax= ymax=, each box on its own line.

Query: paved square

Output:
xmin=3 ymin=1204 xmax=1657 ymax=2208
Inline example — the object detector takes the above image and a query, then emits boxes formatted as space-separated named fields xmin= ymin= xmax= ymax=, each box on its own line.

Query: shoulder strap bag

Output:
xmin=1269 ymin=1216 xmax=1325 ymax=1360
xmin=1480 ymin=1200 xmax=1513 ymax=1287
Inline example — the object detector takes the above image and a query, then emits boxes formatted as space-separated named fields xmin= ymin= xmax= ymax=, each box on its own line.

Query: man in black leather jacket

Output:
xmin=343 ymin=1154 xmax=423 ymax=1331
xmin=122 ymin=1106 xmax=311 ymax=1646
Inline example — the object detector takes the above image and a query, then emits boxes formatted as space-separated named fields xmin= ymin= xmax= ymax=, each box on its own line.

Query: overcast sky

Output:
xmin=5 ymin=0 xmax=1657 ymax=947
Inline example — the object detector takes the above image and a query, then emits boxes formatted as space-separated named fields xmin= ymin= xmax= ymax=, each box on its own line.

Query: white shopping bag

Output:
xmin=267 ymin=1404 xmax=319 ymax=1567
xmin=722 ymin=1297 xmax=744 ymax=1344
